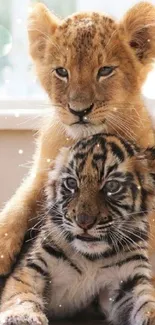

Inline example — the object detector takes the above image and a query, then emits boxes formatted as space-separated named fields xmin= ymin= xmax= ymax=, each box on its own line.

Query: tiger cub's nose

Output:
xmin=76 ymin=214 xmax=96 ymax=230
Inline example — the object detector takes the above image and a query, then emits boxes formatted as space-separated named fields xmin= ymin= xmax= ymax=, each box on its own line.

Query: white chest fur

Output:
xmin=44 ymin=249 xmax=134 ymax=318
xmin=46 ymin=256 xmax=100 ymax=318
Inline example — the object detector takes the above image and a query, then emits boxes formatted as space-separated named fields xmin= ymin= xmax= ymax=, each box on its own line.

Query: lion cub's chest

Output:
xmin=46 ymin=256 xmax=103 ymax=318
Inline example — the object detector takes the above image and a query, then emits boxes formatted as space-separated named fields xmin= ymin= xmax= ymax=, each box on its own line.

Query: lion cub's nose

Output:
xmin=68 ymin=103 xmax=94 ymax=118
xmin=76 ymin=214 xmax=96 ymax=230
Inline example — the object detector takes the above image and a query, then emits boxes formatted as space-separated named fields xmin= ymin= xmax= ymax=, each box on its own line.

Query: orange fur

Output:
xmin=0 ymin=2 xmax=155 ymax=275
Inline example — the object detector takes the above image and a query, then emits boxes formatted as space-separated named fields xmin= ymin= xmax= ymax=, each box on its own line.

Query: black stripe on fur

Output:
xmin=42 ymin=243 xmax=82 ymax=274
xmin=26 ymin=262 xmax=48 ymax=277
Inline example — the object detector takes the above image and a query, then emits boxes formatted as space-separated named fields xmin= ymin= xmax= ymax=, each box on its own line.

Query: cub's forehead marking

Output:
xmin=59 ymin=136 xmax=138 ymax=188
xmin=69 ymin=135 xmax=135 ymax=174
xmin=58 ymin=14 xmax=116 ymax=48
xmin=55 ymin=14 xmax=118 ymax=66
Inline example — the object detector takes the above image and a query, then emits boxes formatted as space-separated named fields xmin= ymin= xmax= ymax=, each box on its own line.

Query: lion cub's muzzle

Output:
xmin=68 ymin=103 xmax=94 ymax=124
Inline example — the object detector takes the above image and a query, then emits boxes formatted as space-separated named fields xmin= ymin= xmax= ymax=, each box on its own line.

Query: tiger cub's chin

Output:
xmin=72 ymin=237 xmax=111 ymax=256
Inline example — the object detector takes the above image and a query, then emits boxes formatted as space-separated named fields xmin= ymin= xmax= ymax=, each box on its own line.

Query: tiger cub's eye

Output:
xmin=104 ymin=180 xmax=121 ymax=195
xmin=64 ymin=177 xmax=77 ymax=191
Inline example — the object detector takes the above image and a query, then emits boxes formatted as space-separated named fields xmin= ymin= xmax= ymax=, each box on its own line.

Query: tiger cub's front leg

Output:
xmin=0 ymin=264 xmax=48 ymax=325
xmin=101 ymin=259 xmax=155 ymax=325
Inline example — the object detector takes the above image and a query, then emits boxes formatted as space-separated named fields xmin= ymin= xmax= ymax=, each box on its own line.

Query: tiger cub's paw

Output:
xmin=0 ymin=310 xmax=48 ymax=325
xmin=146 ymin=313 xmax=155 ymax=325
xmin=138 ymin=307 xmax=155 ymax=325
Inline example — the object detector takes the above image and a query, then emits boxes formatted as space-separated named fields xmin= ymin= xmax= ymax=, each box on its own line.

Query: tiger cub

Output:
xmin=1 ymin=133 xmax=155 ymax=325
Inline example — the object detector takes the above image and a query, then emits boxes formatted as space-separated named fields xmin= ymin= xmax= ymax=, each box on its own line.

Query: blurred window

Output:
xmin=0 ymin=0 xmax=76 ymax=99
xmin=0 ymin=0 xmax=155 ymax=101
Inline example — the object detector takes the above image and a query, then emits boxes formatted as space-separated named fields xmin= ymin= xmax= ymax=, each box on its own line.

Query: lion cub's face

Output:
xmin=28 ymin=3 xmax=155 ymax=138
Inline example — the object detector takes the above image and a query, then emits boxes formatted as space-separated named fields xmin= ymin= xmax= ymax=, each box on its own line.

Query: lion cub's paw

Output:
xmin=0 ymin=225 xmax=24 ymax=275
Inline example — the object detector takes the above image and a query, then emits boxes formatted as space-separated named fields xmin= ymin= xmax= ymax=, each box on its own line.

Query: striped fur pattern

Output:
xmin=1 ymin=133 xmax=155 ymax=325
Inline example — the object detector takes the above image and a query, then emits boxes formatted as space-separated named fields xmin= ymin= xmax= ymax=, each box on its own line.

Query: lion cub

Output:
xmin=0 ymin=2 xmax=155 ymax=276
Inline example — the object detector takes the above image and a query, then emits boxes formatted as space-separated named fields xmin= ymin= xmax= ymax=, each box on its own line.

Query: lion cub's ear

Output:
xmin=120 ymin=2 xmax=155 ymax=65
xmin=28 ymin=4 xmax=60 ymax=60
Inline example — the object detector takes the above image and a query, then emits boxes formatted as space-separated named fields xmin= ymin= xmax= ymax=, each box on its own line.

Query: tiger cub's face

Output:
xmin=47 ymin=134 xmax=155 ymax=256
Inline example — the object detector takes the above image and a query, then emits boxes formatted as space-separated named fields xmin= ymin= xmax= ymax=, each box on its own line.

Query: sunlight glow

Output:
xmin=142 ymin=64 xmax=155 ymax=100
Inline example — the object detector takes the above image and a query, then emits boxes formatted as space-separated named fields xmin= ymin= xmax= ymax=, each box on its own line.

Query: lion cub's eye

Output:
xmin=55 ymin=67 xmax=68 ymax=79
xmin=64 ymin=178 xmax=77 ymax=191
xmin=103 ymin=180 xmax=122 ymax=195
xmin=97 ymin=66 xmax=116 ymax=78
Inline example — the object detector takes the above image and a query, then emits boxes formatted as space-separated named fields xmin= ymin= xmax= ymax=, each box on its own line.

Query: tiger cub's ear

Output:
xmin=137 ymin=146 xmax=155 ymax=164
xmin=136 ymin=146 xmax=155 ymax=186
xmin=133 ymin=147 xmax=155 ymax=208
xmin=48 ymin=147 xmax=71 ymax=185
xmin=46 ymin=147 xmax=71 ymax=203
xmin=120 ymin=2 xmax=155 ymax=65
xmin=143 ymin=147 xmax=155 ymax=173
xmin=28 ymin=3 xmax=60 ymax=61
